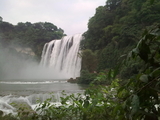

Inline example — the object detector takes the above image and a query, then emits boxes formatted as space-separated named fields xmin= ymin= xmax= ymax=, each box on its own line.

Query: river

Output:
xmin=0 ymin=79 xmax=87 ymax=115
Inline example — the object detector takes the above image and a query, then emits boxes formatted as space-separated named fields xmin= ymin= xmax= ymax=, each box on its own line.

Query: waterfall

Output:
xmin=40 ymin=34 xmax=83 ymax=79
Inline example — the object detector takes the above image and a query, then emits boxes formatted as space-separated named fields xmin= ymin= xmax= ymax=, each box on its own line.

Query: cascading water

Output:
xmin=0 ymin=81 xmax=85 ymax=115
xmin=40 ymin=34 xmax=83 ymax=79
xmin=0 ymin=34 xmax=85 ymax=115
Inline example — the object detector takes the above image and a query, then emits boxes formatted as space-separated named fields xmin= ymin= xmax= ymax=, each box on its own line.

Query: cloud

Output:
xmin=0 ymin=0 xmax=105 ymax=35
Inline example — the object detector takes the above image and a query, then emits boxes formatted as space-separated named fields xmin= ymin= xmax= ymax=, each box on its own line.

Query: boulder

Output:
xmin=67 ymin=78 xmax=77 ymax=83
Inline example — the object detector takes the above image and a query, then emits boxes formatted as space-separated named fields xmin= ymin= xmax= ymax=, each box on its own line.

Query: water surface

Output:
xmin=0 ymin=79 xmax=87 ymax=114
xmin=0 ymin=79 xmax=87 ymax=96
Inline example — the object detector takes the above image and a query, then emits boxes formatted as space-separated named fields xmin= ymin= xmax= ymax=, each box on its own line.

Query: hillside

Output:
xmin=79 ymin=0 xmax=160 ymax=84
xmin=0 ymin=18 xmax=65 ymax=60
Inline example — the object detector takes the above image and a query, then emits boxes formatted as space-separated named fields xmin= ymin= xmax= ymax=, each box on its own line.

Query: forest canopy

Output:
xmin=80 ymin=0 xmax=160 ymax=79
xmin=0 ymin=19 xmax=65 ymax=59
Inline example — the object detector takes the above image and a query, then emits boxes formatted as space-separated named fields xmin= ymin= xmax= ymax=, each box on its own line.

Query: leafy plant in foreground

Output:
xmin=113 ymin=25 xmax=160 ymax=120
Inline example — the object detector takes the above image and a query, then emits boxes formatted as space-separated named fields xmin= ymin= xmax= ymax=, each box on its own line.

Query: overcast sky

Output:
xmin=0 ymin=0 xmax=106 ymax=35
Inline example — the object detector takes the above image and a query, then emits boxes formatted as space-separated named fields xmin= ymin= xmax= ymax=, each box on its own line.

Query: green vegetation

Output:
xmin=0 ymin=0 xmax=160 ymax=119
xmin=0 ymin=19 xmax=65 ymax=59
xmin=79 ymin=0 xmax=160 ymax=84
xmin=112 ymin=24 xmax=160 ymax=120
xmin=1 ymin=23 xmax=159 ymax=120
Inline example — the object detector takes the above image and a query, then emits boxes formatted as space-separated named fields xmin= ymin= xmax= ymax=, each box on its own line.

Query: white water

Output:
xmin=0 ymin=80 xmax=67 ymax=84
xmin=0 ymin=34 xmax=84 ymax=115
xmin=0 ymin=34 xmax=82 ymax=80
xmin=40 ymin=34 xmax=83 ymax=79
xmin=0 ymin=92 xmax=65 ymax=115
xmin=0 ymin=80 xmax=86 ymax=115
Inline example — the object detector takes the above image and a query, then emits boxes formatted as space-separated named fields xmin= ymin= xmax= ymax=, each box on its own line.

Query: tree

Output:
xmin=81 ymin=49 xmax=97 ymax=73
xmin=114 ymin=25 xmax=160 ymax=120
xmin=106 ymin=0 xmax=121 ymax=10
xmin=81 ymin=0 xmax=160 ymax=75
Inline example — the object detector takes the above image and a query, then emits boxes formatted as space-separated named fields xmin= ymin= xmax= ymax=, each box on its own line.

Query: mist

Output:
xmin=0 ymin=46 xmax=68 ymax=81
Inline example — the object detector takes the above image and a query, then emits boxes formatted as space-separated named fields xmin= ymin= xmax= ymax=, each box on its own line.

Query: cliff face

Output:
xmin=14 ymin=47 xmax=35 ymax=57
xmin=0 ymin=46 xmax=35 ymax=79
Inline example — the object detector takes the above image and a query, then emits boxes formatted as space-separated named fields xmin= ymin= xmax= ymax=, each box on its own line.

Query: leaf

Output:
xmin=97 ymin=92 xmax=103 ymax=98
xmin=139 ymin=74 xmax=148 ymax=83
xmin=117 ymin=86 xmax=125 ymax=95
xmin=150 ymin=68 xmax=160 ymax=78
xmin=42 ymin=103 xmax=46 ymax=109
xmin=83 ymin=100 xmax=89 ymax=108
xmin=150 ymin=0 xmax=155 ymax=5
xmin=36 ymin=107 xmax=41 ymax=111
xmin=131 ymin=95 xmax=139 ymax=116
xmin=142 ymin=29 xmax=148 ymax=37
xmin=138 ymin=41 xmax=150 ymax=62
xmin=79 ymin=99 xmax=83 ymax=104
xmin=113 ymin=64 xmax=121 ymax=78
xmin=156 ymin=81 xmax=160 ymax=88
xmin=107 ymin=69 xmax=112 ymax=80
xmin=132 ymin=48 xmax=139 ymax=55
xmin=92 ymin=99 xmax=98 ymax=106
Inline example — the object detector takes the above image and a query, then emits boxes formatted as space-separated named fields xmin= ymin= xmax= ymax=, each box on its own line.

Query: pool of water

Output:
xmin=0 ymin=79 xmax=87 ymax=115
xmin=0 ymin=79 xmax=86 ymax=96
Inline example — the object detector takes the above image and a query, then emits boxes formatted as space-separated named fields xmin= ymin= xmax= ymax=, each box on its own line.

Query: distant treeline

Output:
xmin=0 ymin=17 xmax=65 ymax=59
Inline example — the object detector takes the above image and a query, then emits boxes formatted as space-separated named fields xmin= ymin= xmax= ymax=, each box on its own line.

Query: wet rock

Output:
xmin=67 ymin=78 xmax=77 ymax=83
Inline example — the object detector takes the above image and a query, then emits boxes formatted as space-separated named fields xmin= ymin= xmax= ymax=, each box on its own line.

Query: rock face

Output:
xmin=15 ymin=47 xmax=35 ymax=56
xmin=67 ymin=78 xmax=77 ymax=83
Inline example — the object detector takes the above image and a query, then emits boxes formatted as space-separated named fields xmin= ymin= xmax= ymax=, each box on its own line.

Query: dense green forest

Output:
xmin=79 ymin=0 xmax=160 ymax=84
xmin=0 ymin=17 xmax=65 ymax=59
xmin=0 ymin=0 xmax=160 ymax=119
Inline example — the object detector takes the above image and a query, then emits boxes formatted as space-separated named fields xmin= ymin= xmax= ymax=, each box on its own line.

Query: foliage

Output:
xmin=91 ymin=71 xmax=109 ymax=85
xmin=0 ymin=113 xmax=18 ymax=120
xmin=91 ymin=69 xmax=116 ymax=85
xmin=77 ymin=25 xmax=160 ymax=120
xmin=80 ymin=49 xmax=97 ymax=73
xmin=114 ymin=24 xmax=160 ymax=120
xmin=96 ymin=44 xmax=120 ymax=70
xmin=81 ymin=0 xmax=160 ymax=73
xmin=0 ymin=19 xmax=65 ymax=59
xmin=29 ymin=81 xmax=121 ymax=120
xmin=77 ymin=70 xmax=97 ymax=84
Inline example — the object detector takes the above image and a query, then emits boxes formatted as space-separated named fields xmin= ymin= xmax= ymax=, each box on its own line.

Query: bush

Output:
xmin=77 ymin=70 xmax=97 ymax=84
